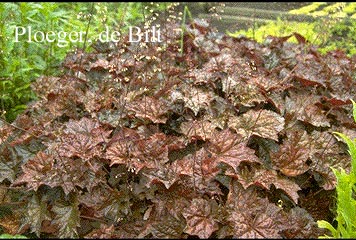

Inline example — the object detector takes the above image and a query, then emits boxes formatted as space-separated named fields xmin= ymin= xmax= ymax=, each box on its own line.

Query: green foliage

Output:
xmin=289 ymin=2 xmax=327 ymax=15
xmin=0 ymin=234 xmax=27 ymax=239
xmin=228 ymin=18 xmax=318 ymax=45
xmin=0 ymin=2 xmax=163 ymax=122
xmin=229 ymin=2 xmax=356 ymax=57
xmin=318 ymin=100 xmax=356 ymax=238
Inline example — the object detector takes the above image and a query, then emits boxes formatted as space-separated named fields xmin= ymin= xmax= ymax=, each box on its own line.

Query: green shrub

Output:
xmin=228 ymin=2 xmax=356 ymax=57
xmin=228 ymin=18 xmax=318 ymax=45
xmin=318 ymin=100 xmax=356 ymax=238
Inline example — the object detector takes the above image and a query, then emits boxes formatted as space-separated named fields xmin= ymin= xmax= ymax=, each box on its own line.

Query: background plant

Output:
xmin=229 ymin=2 xmax=356 ymax=56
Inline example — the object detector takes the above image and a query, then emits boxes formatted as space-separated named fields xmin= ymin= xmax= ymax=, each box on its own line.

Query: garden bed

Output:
xmin=1 ymin=11 xmax=356 ymax=239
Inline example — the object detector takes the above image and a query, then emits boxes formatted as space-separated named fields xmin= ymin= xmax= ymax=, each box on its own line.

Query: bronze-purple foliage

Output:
xmin=1 ymin=18 xmax=356 ymax=238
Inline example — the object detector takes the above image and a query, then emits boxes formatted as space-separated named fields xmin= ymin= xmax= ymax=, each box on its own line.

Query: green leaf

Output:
xmin=317 ymin=220 xmax=337 ymax=238
xmin=0 ymin=234 xmax=27 ymax=239
xmin=52 ymin=195 xmax=80 ymax=238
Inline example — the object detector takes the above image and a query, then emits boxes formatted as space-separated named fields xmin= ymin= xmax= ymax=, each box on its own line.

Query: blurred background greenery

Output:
xmin=228 ymin=2 xmax=356 ymax=55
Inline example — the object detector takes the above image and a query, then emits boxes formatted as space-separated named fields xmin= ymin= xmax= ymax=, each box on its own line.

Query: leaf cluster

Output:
xmin=1 ymin=15 xmax=356 ymax=238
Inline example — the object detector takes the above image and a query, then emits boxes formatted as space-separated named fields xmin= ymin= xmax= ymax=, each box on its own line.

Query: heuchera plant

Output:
xmin=1 ymin=16 xmax=356 ymax=238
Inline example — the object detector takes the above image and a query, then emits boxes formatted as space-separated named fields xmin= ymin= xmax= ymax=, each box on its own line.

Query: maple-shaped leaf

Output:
xmin=127 ymin=96 xmax=169 ymax=123
xmin=78 ymin=185 xmax=111 ymax=214
xmin=45 ymin=80 xmax=86 ymax=119
xmin=0 ymin=160 xmax=16 ymax=183
xmin=293 ymin=54 xmax=328 ymax=87
xmin=309 ymin=130 xmax=344 ymax=156
xmin=85 ymin=224 xmax=116 ymax=239
xmin=13 ymin=151 xmax=54 ymax=192
xmin=285 ymin=92 xmax=329 ymax=127
xmin=64 ymin=117 xmax=100 ymax=135
xmin=203 ymin=53 xmax=235 ymax=73
xmin=180 ymin=120 xmax=216 ymax=141
xmin=184 ymin=68 xmax=214 ymax=87
xmin=271 ymin=175 xmax=301 ymax=204
xmin=80 ymin=185 xmax=132 ymax=222
xmin=1 ymin=128 xmax=44 ymax=168
xmin=228 ymin=210 xmax=281 ymax=238
xmin=106 ymin=137 xmax=142 ymax=169
xmin=299 ymin=189 xmax=334 ymax=222
xmin=311 ymin=153 xmax=350 ymax=190
xmin=105 ymin=128 xmax=142 ymax=168
xmin=308 ymin=131 xmax=350 ymax=189
xmin=149 ymin=185 xmax=194 ymax=224
xmin=23 ymin=193 xmax=51 ymax=237
xmin=150 ymin=213 xmax=186 ymax=239
xmin=324 ymin=51 xmax=356 ymax=102
xmin=279 ymin=207 xmax=322 ymax=238
xmin=134 ymin=133 xmax=170 ymax=165
xmin=172 ymin=148 xmax=219 ymax=179
xmin=57 ymin=117 xmax=111 ymax=159
xmin=169 ymin=85 xmax=215 ymax=116
xmin=302 ymin=104 xmax=330 ymax=127
xmin=245 ymin=168 xmax=301 ymax=204
xmin=227 ymin=57 xmax=258 ymax=81
xmin=31 ymin=76 xmax=61 ymax=98
xmin=324 ymin=50 xmax=352 ymax=74
xmin=57 ymin=133 xmax=101 ymax=160
xmin=82 ymin=90 xmax=105 ymax=113
xmin=13 ymin=150 xmax=103 ymax=195
xmin=52 ymin=196 xmax=80 ymax=238
xmin=107 ymin=132 xmax=169 ymax=173
xmin=329 ymin=77 xmax=356 ymax=104
xmin=226 ymin=180 xmax=283 ymax=238
xmin=114 ymin=220 xmax=152 ymax=238
xmin=99 ymin=188 xmax=132 ymax=222
xmin=228 ymin=109 xmax=284 ymax=141
xmin=6 ymin=113 xmax=40 ymax=146
xmin=0 ymin=130 xmax=10 ymax=147
xmin=89 ymin=58 xmax=110 ymax=70
xmin=221 ymin=77 xmax=266 ymax=107
xmin=230 ymin=165 xmax=300 ymax=204
xmin=271 ymin=130 xmax=311 ymax=177
xmin=208 ymin=129 xmax=260 ymax=172
xmin=252 ymin=69 xmax=293 ymax=93
xmin=171 ymin=148 xmax=222 ymax=196
xmin=142 ymin=166 xmax=180 ymax=189
xmin=182 ymin=198 xmax=219 ymax=239
xmin=328 ymin=107 xmax=356 ymax=128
